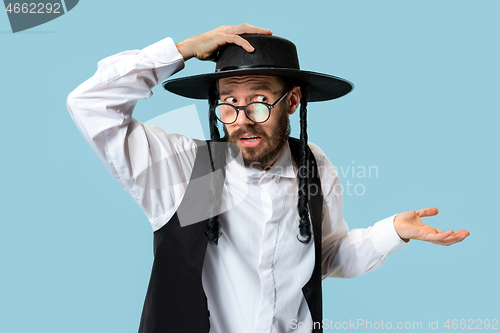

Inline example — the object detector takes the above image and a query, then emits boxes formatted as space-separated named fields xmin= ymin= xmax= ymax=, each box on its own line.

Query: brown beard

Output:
xmin=224 ymin=110 xmax=291 ymax=168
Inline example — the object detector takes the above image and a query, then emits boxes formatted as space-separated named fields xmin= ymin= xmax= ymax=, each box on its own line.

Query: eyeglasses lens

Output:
xmin=215 ymin=104 xmax=237 ymax=124
xmin=246 ymin=103 xmax=269 ymax=123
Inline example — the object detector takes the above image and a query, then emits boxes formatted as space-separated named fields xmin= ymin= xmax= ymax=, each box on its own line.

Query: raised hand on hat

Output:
xmin=176 ymin=24 xmax=272 ymax=61
xmin=393 ymin=207 xmax=470 ymax=246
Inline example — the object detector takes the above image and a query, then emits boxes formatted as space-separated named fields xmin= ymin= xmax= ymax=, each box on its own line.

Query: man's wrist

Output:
xmin=176 ymin=39 xmax=194 ymax=61
xmin=394 ymin=214 xmax=410 ymax=243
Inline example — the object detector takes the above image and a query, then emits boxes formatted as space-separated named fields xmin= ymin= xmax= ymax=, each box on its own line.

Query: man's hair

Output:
xmin=205 ymin=78 xmax=312 ymax=245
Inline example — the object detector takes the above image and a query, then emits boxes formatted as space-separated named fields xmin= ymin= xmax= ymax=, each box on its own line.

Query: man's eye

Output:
xmin=224 ymin=97 xmax=237 ymax=104
xmin=254 ymin=95 xmax=267 ymax=102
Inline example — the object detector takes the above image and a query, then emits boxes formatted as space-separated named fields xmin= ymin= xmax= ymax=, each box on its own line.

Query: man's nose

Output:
xmin=234 ymin=107 xmax=253 ymax=126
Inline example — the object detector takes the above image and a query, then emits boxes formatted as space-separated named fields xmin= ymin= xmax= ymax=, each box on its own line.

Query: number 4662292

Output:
xmin=444 ymin=319 xmax=498 ymax=330
xmin=5 ymin=3 xmax=61 ymax=14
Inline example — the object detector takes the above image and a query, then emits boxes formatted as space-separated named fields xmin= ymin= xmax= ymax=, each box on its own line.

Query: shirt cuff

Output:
xmin=369 ymin=214 xmax=409 ymax=257
xmin=141 ymin=37 xmax=185 ymax=82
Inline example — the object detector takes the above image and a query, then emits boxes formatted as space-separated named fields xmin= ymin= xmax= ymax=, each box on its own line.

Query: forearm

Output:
xmin=322 ymin=215 xmax=407 ymax=279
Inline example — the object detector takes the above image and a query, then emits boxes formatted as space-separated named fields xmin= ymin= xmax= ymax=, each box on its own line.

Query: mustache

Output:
xmin=229 ymin=125 xmax=269 ymax=141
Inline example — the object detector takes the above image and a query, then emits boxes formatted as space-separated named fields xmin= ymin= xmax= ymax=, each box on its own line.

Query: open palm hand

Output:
xmin=394 ymin=207 xmax=470 ymax=246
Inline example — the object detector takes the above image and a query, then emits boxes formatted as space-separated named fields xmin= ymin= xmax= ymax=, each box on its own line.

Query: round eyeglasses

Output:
xmin=212 ymin=91 xmax=289 ymax=124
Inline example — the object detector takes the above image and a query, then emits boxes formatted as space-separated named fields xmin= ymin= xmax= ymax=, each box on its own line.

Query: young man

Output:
xmin=67 ymin=24 xmax=469 ymax=333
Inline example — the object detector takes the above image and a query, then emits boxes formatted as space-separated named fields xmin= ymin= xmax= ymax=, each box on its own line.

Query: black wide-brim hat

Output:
xmin=163 ymin=34 xmax=354 ymax=102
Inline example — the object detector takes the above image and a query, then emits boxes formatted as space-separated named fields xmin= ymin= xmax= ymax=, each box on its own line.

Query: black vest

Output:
xmin=138 ymin=138 xmax=324 ymax=332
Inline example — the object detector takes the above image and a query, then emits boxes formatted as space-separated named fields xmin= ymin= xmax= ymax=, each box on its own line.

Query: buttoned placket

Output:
xmin=253 ymin=172 xmax=286 ymax=332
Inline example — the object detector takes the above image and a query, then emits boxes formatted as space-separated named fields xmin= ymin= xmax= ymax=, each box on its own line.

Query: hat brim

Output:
xmin=162 ymin=68 xmax=354 ymax=102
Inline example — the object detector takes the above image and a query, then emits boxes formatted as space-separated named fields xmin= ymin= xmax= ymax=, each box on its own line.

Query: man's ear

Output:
xmin=288 ymin=86 xmax=302 ymax=115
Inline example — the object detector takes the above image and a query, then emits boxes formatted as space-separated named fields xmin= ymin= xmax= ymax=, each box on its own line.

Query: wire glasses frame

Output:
xmin=212 ymin=91 xmax=290 ymax=124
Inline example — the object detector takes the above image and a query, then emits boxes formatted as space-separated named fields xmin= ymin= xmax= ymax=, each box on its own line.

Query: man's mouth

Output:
xmin=239 ymin=135 xmax=263 ymax=147
xmin=240 ymin=136 xmax=260 ymax=142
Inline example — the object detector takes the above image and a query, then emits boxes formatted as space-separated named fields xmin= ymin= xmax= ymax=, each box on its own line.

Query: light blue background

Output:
xmin=1 ymin=1 xmax=498 ymax=332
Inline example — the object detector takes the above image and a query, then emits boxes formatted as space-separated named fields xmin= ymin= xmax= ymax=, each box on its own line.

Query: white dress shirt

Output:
xmin=66 ymin=37 xmax=408 ymax=333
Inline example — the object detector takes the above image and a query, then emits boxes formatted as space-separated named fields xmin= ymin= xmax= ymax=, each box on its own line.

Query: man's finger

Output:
xmin=227 ymin=35 xmax=255 ymax=52
xmin=233 ymin=23 xmax=272 ymax=36
xmin=416 ymin=207 xmax=439 ymax=218
xmin=436 ymin=230 xmax=470 ymax=246
xmin=424 ymin=229 xmax=453 ymax=241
